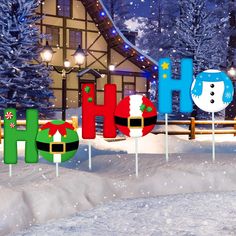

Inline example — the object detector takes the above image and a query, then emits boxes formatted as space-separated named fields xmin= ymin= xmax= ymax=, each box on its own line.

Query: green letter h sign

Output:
xmin=4 ymin=109 xmax=39 ymax=164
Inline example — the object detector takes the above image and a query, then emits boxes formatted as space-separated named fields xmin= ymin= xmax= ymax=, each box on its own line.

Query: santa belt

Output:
xmin=114 ymin=115 xmax=157 ymax=129
xmin=36 ymin=141 xmax=79 ymax=155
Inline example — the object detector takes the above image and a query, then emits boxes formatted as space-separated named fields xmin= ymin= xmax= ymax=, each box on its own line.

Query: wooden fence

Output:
xmin=0 ymin=116 xmax=236 ymax=142
xmin=152 ymin=117 xmax=236 ymax=139
xmin=96 ymin=117 xmax=236 ymax=140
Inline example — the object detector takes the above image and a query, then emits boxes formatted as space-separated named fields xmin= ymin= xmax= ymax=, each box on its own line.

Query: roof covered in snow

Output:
xmin=80 ymin=0 xmax=158 ymax=79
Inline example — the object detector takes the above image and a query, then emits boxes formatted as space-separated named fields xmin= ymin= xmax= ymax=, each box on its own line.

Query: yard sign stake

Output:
xmin=89 ymin=141 xmax=92 ymax=170
xmin=56 ymin=163 xmax=59 ymax=177
xmin=212 ymin=112 xmax=215 ymax=162
xmin=9 ymin=164 xmax=12 ymax=177
xmin=135 ymin=138 xmax=139 ymax=177
xmin=165 ymin=114 xmax=169 ymax=162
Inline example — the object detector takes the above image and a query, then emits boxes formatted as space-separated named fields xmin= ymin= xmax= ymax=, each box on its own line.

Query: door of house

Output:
xmin=78 ymin=79 xmax=96 ymax=107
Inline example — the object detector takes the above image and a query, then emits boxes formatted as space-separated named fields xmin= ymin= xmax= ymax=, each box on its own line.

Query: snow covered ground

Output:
xmin=2 ymin=126 xmax=236 ymax=235
xmin=11 ymin=192 xmax=236 ymax=236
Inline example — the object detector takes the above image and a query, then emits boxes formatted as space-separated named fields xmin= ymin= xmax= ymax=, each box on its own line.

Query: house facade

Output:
xmin=37 ymin=0 xmax=158 ymax=109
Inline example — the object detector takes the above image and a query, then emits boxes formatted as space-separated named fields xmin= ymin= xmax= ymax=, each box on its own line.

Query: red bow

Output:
xmin=40 ymin=122 xmax=75 ymax=137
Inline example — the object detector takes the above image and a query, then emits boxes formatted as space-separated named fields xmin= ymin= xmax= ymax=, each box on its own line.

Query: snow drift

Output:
xmin=1 ymin=131 xmax=236 ymax=235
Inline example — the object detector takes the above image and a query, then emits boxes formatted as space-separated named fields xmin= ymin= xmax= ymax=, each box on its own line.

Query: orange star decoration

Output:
xmin=161 ymin=62 xmax=169 ymax=70
xmin=163 ymin=74 xmax=168 ymax=79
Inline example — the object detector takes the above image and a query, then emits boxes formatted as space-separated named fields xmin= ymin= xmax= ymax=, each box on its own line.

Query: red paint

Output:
xmin=82 ymin=84 xmax=117 ymax=139
xmin=114 ymin=95 xmax=157 ymax=137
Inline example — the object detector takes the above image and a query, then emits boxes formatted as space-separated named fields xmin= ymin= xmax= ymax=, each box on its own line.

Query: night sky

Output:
xmin=128 ymin=0 xmax=216 ymax=18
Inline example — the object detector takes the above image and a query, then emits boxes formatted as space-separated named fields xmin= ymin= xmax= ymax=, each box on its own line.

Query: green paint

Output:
xmin=84 ymin=86 xmax=91 ymax=93
xmin=140 ymin=104 xmax=146 ymax=112
xmin=88 ymin=97 xmax=93 ymax=103
xmin=4 ymin=109 xmax=39 ymax=164
xmin=36 ymin=120 xmax=79 ymax=163
xmin=146 ymin=107 xmax=153 ymax=112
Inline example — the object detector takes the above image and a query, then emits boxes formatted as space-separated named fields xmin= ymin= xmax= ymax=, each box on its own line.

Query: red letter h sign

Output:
xmin=82 ymin=84 xmax=117 ymax=139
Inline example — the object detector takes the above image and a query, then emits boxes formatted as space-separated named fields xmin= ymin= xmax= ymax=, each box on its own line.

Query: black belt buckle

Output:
xmin=128 ymin=116 xmax=144 ymax=129
xmin=49 ymin=142 xmax=66 ymax=154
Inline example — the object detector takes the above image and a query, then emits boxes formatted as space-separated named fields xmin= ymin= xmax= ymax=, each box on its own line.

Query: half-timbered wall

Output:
xmin=38 ymin=0 xmax=148 ymax=108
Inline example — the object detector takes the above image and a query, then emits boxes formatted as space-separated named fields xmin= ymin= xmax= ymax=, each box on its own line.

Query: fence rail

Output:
xmin=152 ymin=117 xmax=236 ymax=139
xmin=0 ymin=116 xmax=236 ymax=142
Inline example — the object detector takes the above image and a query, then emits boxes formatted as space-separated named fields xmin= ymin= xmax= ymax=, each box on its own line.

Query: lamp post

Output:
xmin=40 ymin=41 xmax=85 ymax=120
xmin=73 ymin=45 xmax=86 ymax=70
xmin=228 ymin=66 xmax=236 ymax=78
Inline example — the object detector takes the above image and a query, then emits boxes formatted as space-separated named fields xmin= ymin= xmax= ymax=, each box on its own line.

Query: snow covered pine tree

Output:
xmin=175 ymin=0 xmax=229 ymax=119
xmin=138 ymin=0 xmax=177 ymax=61
xmin=0 ymin=0 xmax=53 ymax=116
xmin=102 ymin=0 xmax=130 ymax=29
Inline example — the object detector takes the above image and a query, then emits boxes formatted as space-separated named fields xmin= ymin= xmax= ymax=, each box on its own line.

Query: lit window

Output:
xmin=57 ymin=0 xmax=71 ymax=18
xmin=69 ymin=30 xmax=82 ymax=49
xmin=46 ymin=26 xmax=60 ymax=47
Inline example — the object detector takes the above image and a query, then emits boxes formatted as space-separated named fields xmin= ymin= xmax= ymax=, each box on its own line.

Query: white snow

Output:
xmin=124 ymin=17 xmax=147 ymax=38
xmin=10 ymin=192 xmax=236 ymax=236
xmin=1 ymin=128 xmax=236 ymax=235
xmin=78 ymin=125 xmax=236 ymax=154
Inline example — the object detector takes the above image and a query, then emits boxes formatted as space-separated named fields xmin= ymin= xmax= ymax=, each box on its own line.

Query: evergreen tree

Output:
xmin=137 ymin=0 xmax=178 ymax=61
xmin=175 ymin=0 xmax=229 ymax=74
xmin=0 ymin=0 xmax=53 ymax=115
xmin=174 ymin=0 xmax=229 ymax=119
xmin=102 ymin=0 xmax=130 ymax=29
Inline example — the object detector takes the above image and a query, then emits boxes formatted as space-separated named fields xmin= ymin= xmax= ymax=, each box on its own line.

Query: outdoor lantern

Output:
xmin=109 ymin=64 xmax=116 ymax=71
xmin=228 ymin=66 xmax=236 ymax=77
xmin=73 ymin=45 xmax=85 ymax=66
xmin=40 ymin=41 xmax=54 ymax=64
xmin=64 ymin=59 xmax=71 ymax=68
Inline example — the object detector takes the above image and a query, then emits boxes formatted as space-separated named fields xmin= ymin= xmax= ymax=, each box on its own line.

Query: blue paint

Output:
xmin=158 ymin=58 xmax=193 ymax=113
xmin=191 ymin=71 xmax=234 ymax=103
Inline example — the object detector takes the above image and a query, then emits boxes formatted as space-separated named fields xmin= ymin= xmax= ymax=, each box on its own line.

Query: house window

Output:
xmin=57 ymin=0 xmax=71 ymax=17
xmin=69 ymin=30 xmax=82 ymax=49
xmin=124 ymin=83 xmax=135 ymax=97
xmin=46 ymin=26 xmax=60 ymax=47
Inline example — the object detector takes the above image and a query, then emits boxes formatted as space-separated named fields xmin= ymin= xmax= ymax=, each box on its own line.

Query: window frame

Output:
xmin=56 ymin=0 xmax=72 ymax=18
xmin=123 ymin=82 xmax=136 ymax=98
xmin=68 ymin=29 xmax=82 ymax=49
xmin=46 ymin=25 xmax=60 ymax=47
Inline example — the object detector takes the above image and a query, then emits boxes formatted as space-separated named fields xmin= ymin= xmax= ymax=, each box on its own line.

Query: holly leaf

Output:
xmin=84 ymin=86 xmax=91 ymax=93
xmin=140 ymin=104 xmax=146 ymax=112
xmin=146 ymin=107 xmax=153 ymax=112
xmin=88 ymin=97 xmax=93 ymax=103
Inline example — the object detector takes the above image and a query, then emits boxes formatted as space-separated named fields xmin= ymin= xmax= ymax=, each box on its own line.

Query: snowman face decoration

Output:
xmin=191 ymin=69 xmax=234 ymax=113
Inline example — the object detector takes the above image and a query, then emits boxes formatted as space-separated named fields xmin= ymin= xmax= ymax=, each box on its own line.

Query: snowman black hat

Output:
xmin=191 ymin=69 xmax=233 ymax=103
